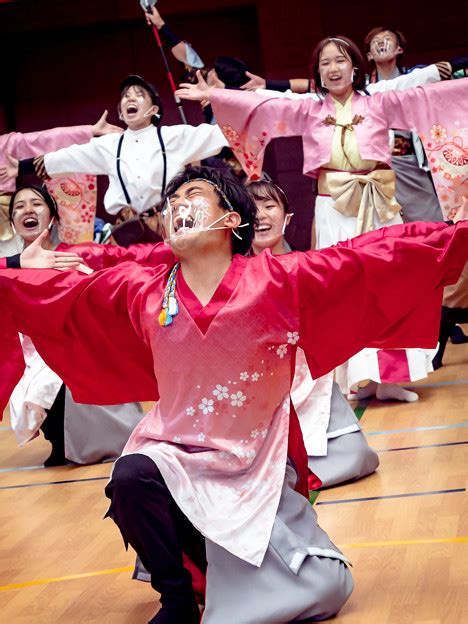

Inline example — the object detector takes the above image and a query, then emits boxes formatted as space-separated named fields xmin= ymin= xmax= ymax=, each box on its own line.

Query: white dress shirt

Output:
xmin=44 ymin=123 xmax=228 ymax=215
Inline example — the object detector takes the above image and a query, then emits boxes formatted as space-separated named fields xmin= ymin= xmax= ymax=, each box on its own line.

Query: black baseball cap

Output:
xmin=120 ymin=75 xmax=163 ymax=116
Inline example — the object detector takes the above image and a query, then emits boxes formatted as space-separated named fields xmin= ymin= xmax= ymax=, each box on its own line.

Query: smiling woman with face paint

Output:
xmin=248 ymin=179 xmax=379 ymax=489
xmin=177 ymin=39 xmax=468 ymax=403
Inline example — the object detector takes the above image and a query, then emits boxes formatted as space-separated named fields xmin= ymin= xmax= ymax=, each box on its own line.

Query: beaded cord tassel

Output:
xmin=159 ymin=262 xmax=180 ymax=327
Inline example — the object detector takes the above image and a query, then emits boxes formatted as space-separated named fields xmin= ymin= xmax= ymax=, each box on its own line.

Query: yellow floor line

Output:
xmin=340 ymin=537 xmax=468 ymax=549
xmin=0 ymin=565 xmax=134 ymax=591
xmin=1 ymin=537 xmax=467 ymax=591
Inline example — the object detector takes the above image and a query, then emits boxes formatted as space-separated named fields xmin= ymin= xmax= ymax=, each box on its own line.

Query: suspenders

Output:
xmin=116 ymin=125 xmax=167 ymax=208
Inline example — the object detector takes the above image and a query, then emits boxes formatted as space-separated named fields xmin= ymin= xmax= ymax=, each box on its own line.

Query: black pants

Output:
xmin=433 ymin=306 xmax=468 ymax=367
xmin=40 ymin=383 xmax=66 ymax=460
xmin=105 ymin=454 xmax=207 ymax=605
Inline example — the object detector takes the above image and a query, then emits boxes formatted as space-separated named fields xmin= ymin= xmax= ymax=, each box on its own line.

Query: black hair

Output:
xmin=364 ymin=26 xmax=407 ymax=77
xmin=245 ymin=179 xmax=291 ymax=214
xmin=119 ymin=75 xmax=164 ymax=125
xmin=162 ymin=166 xmax=257 ymax=255
xmin=214 ymin=56 xmax=249 ymax=88
xmin=9 ymin=185 xmax=60 ymax=222
xmin=310 ymin=35 xmax=367 ymax=96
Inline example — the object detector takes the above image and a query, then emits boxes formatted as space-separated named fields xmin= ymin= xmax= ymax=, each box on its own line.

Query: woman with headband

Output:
xmin=176 ymin=37 xmax=468 ymax=403
xmin=248 ymin=179 xmax=378 ymax=489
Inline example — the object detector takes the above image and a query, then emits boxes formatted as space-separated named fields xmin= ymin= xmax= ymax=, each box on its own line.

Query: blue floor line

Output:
xmin=367 ymin=423 xmax=468 ymax=436
xmin=0 ymin=476 xmax=109 ymax=490
xmin=316 ymin=488 xmax=466 ymax=506
xmin=376 ymin=441 xmax=468 ymax=453
xmin=405 ymin=379 xmax=468 ymax=389
xmin=0 ymin=465 xmax=44 ymax=473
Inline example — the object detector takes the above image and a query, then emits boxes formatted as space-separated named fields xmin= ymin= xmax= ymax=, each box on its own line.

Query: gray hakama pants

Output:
xmin=64 ymin=388 xmax=144 ymax=464
xmin=202 ymin=464 xmax=353 ymax=623
xmin=392 ymin=154 xmax=444 ymax=223
xmin=134 ymin=463 xmax=353 ymax=622
xmin=308 ymin=383 xmax=379 ymax=488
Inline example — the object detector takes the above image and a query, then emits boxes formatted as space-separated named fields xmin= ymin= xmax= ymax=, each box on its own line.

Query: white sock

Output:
xmin=376 ymin=383 xmax=419 ymax=402
xmin=348 ymin=381 xmax=378 ymax=401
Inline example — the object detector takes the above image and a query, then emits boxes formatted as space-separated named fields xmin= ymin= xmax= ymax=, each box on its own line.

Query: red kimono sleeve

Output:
xmin=294 ymin=221 xmax=467 ymax=379
xmin=0 ymin=263 xmax=162 ymax=414
xmin=59 ymin=241 xmax=175 ymax=271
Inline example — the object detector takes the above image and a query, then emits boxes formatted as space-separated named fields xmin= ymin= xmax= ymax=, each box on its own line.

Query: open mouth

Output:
xmin=126 ymin=104 xmax=139 ymax=115
xmin=22 ymin=216 xmax=39 ymax=229
xmin=255 ymin=224 xmax=272 ymax=233
xmin=174 ymin=215 xmax=195 ymax=233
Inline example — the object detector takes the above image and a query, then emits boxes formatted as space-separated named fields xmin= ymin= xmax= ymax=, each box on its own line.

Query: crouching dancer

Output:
xmin=1 ymin=167 xmax=467 ymax=623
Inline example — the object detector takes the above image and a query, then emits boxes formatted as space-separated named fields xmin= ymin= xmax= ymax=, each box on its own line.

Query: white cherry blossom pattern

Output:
xmin=250 ymin=429 xmax=260 ymax=439
xmin=430 ymin=124 xmax=448 ymax=144
xmin=197 ymin=432 xmax=206 ymax=443
xmin=230 ymin=391 xmax=247 ymax=407
xmin=231 ymin=445 xmax=257 ymax=462
xmin=198 ymin=397 xmax=214 ymax=415
xmin=172 ymin=436 xmax=182 ymax=443
xmin=186 ymin=406 xmax=195 ymax=416
xmin=276 ymin=344 xmax=288 ymax=358
xmin=213 ymin=384 xmax=229 ymax=400
xmin=287 ymin=331 xmax=299 ymax=345
xmin=239 ymin=371 xmax=249 ymax=381
xmin=251 ymin=372 xmax=260 ymax=382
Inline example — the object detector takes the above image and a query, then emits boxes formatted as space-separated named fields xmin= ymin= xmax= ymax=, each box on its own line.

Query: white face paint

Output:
xmin=319 ymin=42 xmax=354 ymax=95
xmin=162 ymin=195 xmax=246 ymax=251
xmin=369 ymin=32 xmax=400 ymax=63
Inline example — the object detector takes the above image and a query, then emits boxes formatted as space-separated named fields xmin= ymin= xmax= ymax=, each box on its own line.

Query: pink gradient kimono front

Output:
xmin=0 ymin=221 xmax=467 ymax=566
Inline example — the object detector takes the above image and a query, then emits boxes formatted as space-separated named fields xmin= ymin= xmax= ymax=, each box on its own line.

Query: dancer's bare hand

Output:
xmin=92 ymin=110 xmax=123 ymax=136
xmin=20 ymin=230 xmax=84 ymax=270
xmin=0 ymin=153 xmax=19 ymax=183
xmin=176 ymin=71 xmax=212 ymax=102
xmin=145 ymin=6 xmax=164 ymax=29
xmin=241 ymin=71 xmax=266 ymax=91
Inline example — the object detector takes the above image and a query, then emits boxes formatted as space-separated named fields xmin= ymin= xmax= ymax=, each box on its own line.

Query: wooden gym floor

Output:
xmin=1 ymin=333 xmax=467 ymax=623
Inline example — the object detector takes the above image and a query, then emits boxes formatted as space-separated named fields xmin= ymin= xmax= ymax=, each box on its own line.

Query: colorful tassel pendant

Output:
xmin=159 ymin=263 xmax=180 ymax=328
xmin=168 ymin=296 xmax=179 ymax=317
xmin=159 ymin=308 xmax=168 ymax=326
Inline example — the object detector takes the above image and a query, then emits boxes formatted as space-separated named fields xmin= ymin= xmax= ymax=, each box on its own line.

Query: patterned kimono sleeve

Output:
xmin=210 ymin=89 xmax=318 ymax=178
xmin=0 ymin=264 xmax=160 ymax=413
xmin=295 ymin=221 xmax=468 ymax=379
xmin=376 ymin=78 xmax=468 ymax=133
xmin=64 ymin=241 xmax=175 ymax=271
xmin=376 ymin=78 xmax=468 ymax=219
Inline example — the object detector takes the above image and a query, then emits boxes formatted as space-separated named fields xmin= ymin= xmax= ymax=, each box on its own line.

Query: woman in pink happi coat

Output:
xmin=1 ymin=166 xmax=467 ymax=623
xmin=176 ymin=36 xmax=468 ymax=404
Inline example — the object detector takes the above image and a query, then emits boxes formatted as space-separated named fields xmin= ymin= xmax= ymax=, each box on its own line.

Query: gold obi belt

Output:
xmin=0 ymin=192 xmax=14 ymax=241
xmin=318 ymin=168 xmax=402 ymax=236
